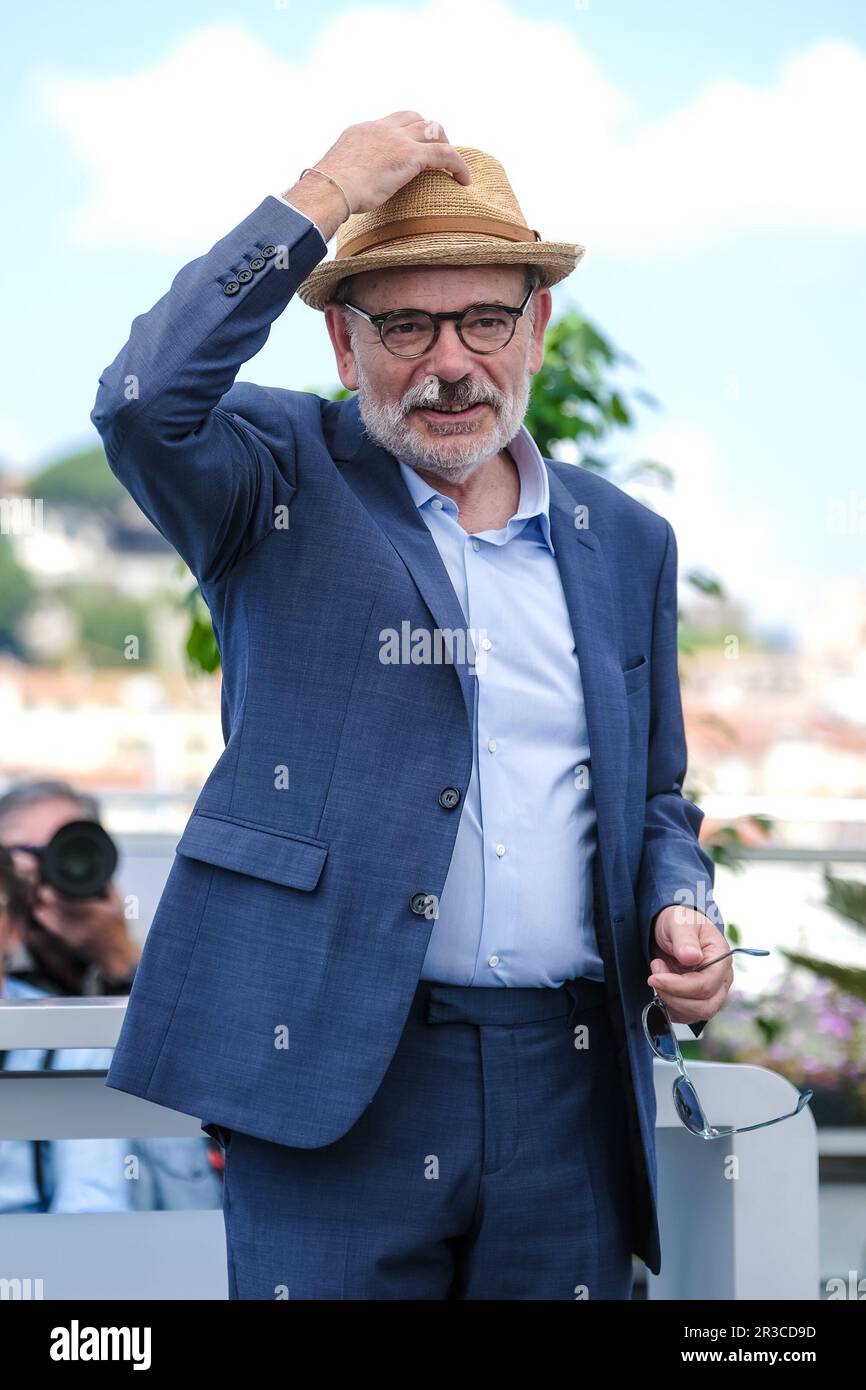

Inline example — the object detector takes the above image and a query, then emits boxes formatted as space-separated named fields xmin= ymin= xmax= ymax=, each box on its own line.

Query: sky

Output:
xmin=1 ymin=0 xmax=864 ymax=642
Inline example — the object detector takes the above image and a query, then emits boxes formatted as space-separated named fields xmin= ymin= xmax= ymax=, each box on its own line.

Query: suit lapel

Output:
xmin=326 ymin=394 xmax=477 ymax=731
xmin=547 ymin=468 xmax=629 ymax=890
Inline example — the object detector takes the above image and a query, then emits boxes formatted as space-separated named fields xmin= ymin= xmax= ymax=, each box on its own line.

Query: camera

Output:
xmin=18 ymin=819 xmax=118 ymax=900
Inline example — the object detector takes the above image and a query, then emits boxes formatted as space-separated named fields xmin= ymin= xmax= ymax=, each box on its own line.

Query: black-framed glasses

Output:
xmin=642 ymin=946 xmax=814 ymax=1140
xmin=341 ymin=287 xmax=535 ymax=358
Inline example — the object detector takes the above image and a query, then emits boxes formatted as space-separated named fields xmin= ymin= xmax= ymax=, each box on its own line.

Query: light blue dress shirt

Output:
xmin=398 ymin=427 xmax=604 ymax=986
xmin=0 ymin=976 xmax=134 ymax=1213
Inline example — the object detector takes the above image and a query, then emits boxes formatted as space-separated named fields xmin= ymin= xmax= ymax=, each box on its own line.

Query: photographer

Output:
xmin=0 ymin=779 xmax=222 ymax=1211
xmin=0 ymin=845 xmax=132 ymax=1213
xmin=0 ymin=779 xmax=140 ymax=996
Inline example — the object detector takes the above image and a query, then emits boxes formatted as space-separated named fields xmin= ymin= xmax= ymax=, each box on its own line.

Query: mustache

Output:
xmin=402 ymin=381 xmax=500 ymax=413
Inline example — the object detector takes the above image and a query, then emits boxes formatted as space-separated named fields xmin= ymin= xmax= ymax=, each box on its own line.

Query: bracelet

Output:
xmin=298 ymin=166 xmax=352 ymax=222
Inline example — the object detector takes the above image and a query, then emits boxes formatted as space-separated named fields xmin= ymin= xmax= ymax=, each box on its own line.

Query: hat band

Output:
xmin=336 ymin=214 xmax=542 ymax=260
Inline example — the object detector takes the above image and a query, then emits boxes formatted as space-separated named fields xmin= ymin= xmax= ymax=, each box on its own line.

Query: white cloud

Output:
xmin=620 ymin=421 xmax=811 ymax=637
xmin=29 ymin=0 xmax=866 ymax=257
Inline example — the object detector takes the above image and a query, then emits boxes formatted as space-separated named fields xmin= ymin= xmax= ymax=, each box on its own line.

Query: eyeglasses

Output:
xmin=341 ymin=287 xmax=535 ymax=358
xmin=642 ymin=946 xmax=813 ymax=1140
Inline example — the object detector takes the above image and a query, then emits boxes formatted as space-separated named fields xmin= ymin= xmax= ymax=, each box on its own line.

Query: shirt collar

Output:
xmin=397 ymin=423 xmax=554 ymax=552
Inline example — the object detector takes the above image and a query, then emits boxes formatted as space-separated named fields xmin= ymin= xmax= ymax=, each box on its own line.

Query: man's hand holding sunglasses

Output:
xmin=648 ymin=904 xmax=732 ymax=1027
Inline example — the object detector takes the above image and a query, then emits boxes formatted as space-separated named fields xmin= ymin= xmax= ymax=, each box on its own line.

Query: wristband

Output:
xmin=298 ymin=166 xmax=352 ymax=222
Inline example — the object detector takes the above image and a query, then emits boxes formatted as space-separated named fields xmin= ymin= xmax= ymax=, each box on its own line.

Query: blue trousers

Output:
xmin=210 ymin=975 xmax=636 ymax=1300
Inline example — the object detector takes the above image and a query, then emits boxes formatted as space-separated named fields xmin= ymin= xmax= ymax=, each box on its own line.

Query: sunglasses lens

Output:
xmin=674 ymin=1076 xmax=707 ymax=1134
xmin=645 ymin=1001 xmax=678 ymax=1060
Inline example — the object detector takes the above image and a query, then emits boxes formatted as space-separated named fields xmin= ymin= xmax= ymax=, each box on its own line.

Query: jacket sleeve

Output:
xmin=636 ymin=520 xmax=726 ymax=1040
xmin=90 ymin=197 xmax=328 ymax=585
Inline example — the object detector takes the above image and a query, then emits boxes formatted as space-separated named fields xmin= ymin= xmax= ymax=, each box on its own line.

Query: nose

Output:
xmin=420 ymin=319 xmax=478 ymax=380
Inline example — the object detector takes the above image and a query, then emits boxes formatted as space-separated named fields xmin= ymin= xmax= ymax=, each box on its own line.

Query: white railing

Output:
xmin=0 ymin=997 xmax=820 ymax=1300
xmin=648 ymin=1057 xmax=819 ymax=1299
xmin=0 ymin=997 xmax=226 ymax=1300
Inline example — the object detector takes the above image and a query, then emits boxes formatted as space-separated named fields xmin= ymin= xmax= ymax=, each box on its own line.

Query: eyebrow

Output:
xmin=370 ymin=297 xmax=514 ymax=314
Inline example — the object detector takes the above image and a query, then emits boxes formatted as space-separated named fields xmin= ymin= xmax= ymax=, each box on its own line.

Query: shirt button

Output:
xmin=481 ymin=637 xmax=492 ymax=651
xmin=495 ymin=843 xmax=506 ymax=857
xmin=487 ymin=739 xmax=497 ymax=752
xmin=472 ymin=539 xmax=480 ymax=551
xmin=431 ymin=497 xmax=444 ymax=509
xmin=488 ymin=954 xmax=500 ymax=967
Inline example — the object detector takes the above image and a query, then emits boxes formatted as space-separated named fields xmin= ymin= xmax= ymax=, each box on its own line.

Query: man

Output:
xmin=0 ymin=846 xmax=133 ymax=1214
xmin=0 ymin=780 xmax=223 ymax=1212
xmin=91 ymin=111 xmax=731 ymax=1299
xmin=0 ymin=779 xmax=140 ymax=996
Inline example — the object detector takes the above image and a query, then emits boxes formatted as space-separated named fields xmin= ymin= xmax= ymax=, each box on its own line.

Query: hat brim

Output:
xmin=296 ymin=233 xmax=585 ymax=311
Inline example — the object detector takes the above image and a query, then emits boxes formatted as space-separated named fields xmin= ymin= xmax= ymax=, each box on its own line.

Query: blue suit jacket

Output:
xmin=91 ymin=196 xmax=724 ymax=1276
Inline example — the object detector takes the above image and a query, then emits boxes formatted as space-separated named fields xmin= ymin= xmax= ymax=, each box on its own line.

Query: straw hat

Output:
xmin=296 ymin=146 xmax=585 ymax=311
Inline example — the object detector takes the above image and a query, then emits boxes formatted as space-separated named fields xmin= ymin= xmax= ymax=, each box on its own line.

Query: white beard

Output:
xmin=353 ymin=351 xmax=534 ymax=486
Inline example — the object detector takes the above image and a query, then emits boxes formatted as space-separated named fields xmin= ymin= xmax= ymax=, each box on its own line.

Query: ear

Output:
xmin=324 ymin=304 xmax=360 ymax=391
xmin=528 ymin=288 xmax=553 ymax=376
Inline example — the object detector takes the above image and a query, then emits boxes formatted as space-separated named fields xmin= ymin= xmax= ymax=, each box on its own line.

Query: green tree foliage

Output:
xmin=780 ymin=870 xmax=866 ymax=1006
xmin=0 ymin=537 xmax=38 ymax=655
xmin=524 ymin=310 xmax=668 ymax=483
xmin=65 ymin=585 xmax=153 ymax=667
xmin=29 ymin=447 xmax=127 ymax=512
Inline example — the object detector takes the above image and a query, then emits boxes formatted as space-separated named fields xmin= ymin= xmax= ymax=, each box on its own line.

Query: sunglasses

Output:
xmin=642 ymin=947 xmax=814 ymax=1139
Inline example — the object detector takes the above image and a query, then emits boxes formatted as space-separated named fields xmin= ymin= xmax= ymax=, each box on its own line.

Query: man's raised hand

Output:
xmin=310 ymin=111 xmax=473 ymax=216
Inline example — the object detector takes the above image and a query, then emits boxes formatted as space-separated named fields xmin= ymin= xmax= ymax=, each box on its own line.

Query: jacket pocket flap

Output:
xmin=176 ymin=812 xmax=328 ymax=891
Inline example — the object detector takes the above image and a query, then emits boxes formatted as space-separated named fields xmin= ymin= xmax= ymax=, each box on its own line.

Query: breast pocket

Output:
xmin=621 ymin=654 xmax=649 ymax=696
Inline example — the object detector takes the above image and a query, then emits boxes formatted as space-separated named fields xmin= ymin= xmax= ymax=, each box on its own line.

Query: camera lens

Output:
xmin=40 ymin=820 xmax=118 ymax=898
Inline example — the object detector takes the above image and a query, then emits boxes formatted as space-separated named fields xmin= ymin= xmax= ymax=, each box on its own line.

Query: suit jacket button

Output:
xmin=410 ymin=892 xmax=433 ymax=915
xmin=237 ymin=269 xmax=253 ymax=283
xmin=261 ymin=244 xmax=278 ymax=258
xmin=223 ymin=280 xmax=240 ymax=295
xmin=249 ymin=256 xmax=266 ymax=271
xmin=438 ymin=786 xmax=461 ymax=810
